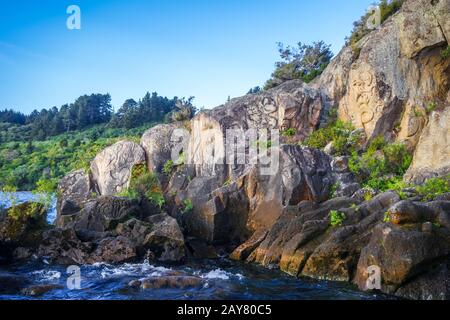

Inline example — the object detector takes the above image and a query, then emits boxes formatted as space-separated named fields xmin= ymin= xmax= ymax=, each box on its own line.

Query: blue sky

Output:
xmin=0 ymin=0 xmax=374 ymax=113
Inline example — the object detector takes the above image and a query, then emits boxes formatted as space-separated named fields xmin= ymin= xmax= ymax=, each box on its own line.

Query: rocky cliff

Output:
xmin=4 ymin=0 xmax=448 ymax=300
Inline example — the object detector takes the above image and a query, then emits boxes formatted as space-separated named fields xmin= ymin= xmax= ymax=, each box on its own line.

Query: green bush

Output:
xmin=163 ymin=160 xmax=174 ymax=176
xmin=349 ymin=136 xmax=412 ymax=192
xmin=181 ymin=199 xmax=194 ymax=214
xmin=119 ymin=164 xmax=165 ymax=209
xmin=416 ymin=176 xmax=450 ymax=201
xmin=441 ymin=45 xmax=450 ymax=59
xmin=330 ymin=210 xmax=346 ymax=227
xmin=303 ymin=119 xmax=356 ymax=156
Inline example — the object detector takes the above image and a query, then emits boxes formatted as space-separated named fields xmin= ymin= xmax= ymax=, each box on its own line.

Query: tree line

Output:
xmin=0 ymin=92 xmax=197 ymax=143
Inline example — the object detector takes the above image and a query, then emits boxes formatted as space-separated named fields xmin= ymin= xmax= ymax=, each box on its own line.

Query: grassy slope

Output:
xmin=0 ymin=123 xmax=157 ymax=191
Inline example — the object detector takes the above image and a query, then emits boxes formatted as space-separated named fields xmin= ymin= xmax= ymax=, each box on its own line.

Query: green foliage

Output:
xmin=265 ymin=41 xmax=333 ymax=90
xmin=383 ymin=211 xmax=391 ymax=223
xmin=282 ymin=128 xmax=296 ymax=138
xmin=303 ymin=119 xmax=356 ymax=156
xmin=170 ymin=97 xmax=197 ymax=122
xmin=425 ymin=102 xmax=437 ymax=114
xmin=441 ymin=45 xmax=450 ymax=59
xmin=330 ymin=210 xmax=346 ymax=227
xmin=348 ymin=136 xmax=412 ymax=192
xmin=416 ymin=176 xmax=450 ymax=201
xmin=330 ymin=182 xmax=340 ymax=199
xmin=181 ymin=199 xmax=194 ymax=214
xmin=0 ymin=123 xmax=155 ymax=191
xmin=163 ymin=160 xmax=175 ymax=176
xmin=347 ymin=0 xmax=404 ymax=50
xmin=121 ymin=164 xmax=166 ymax=209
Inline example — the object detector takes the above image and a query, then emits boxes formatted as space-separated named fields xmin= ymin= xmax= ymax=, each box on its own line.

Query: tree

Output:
xmin=265 ymin=41 xmax=333 ymax=90
xmin=247 ymin=86 xmax=262 ymax=94
xmin=171 ymin=97 xmax=197 ymax=122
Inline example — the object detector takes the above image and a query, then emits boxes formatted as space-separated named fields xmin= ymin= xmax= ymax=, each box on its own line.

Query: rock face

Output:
xmin=56 ymin=169 xmax=92 ymax=226
xmin=322 ymin=0 xmax=449 ymax=142
xmin=405 ymin=108 xmax=450 ymax=183
xmin=171 ymin=145 xmax=335 ymax=244
xmin=91 ymin=141 xmax=146 ymax=196
xmin=0 ymin=202 xmax=47 ymax=262
xmin=44 ymin=0 xmax=450 ymax=301
xmin=141 ymin=123 xmax=184 ymax=174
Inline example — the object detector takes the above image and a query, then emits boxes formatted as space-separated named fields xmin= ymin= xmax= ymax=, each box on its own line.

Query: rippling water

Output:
xmin=0 ymin=259 xmax=389 ymax=300
xmin=0 ymin=192 xmax=56 ymax=224
xmin=0 ymin=193 xmax=389 ymax=300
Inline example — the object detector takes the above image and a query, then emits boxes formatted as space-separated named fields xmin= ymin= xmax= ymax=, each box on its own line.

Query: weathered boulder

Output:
xmin=235 ymin=192 xmax=399 ymax=282
xmin=58 ymin=196 xmax=143 ymax=232
xmin=56 ymin=169 xmax=93 ymax=220
xmin=354 ymin=223 xmax=450 ymax=295
xmin=89 ymin=236 xmax=137 ymax=264
xmin=21 ymin=284 xmax=64 ymax=297
xmin=37 ymin=228 xmax=93 ymax=265
xmin=130 ymin=276 xmax=204 ymax=290
xmin=141 ymin=123 xmax=185 ymax=174
xmin=116 ymin=214 xmax=186 ymax=262
xmin=0 ymin=202 xmax=47 ymax=261
xmin=90 ymin=140 xmax=146 ymax=196
xmin=387 ymin=200 xmax=450 ymax=228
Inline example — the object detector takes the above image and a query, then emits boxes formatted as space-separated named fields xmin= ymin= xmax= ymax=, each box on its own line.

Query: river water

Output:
xmin=0 ymin=192 xmax=389 ymax=300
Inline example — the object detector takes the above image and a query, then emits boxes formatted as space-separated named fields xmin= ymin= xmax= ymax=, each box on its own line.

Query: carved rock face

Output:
xmin=90 ymin=141 xmax=146 ymax=196
xmin=141 ymin=123 xmax=185 ymax=174
xmin=56 ymin=169 xmax=92 ymax=225
xmin=405 ymin=108 xmax=450 ymax=183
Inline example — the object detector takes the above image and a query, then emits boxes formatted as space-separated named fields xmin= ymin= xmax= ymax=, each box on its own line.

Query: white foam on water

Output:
xmin=31 ymin=270 xmax=62 ymax=282
xmin=200 ymin=269 xmax=244 ymax=280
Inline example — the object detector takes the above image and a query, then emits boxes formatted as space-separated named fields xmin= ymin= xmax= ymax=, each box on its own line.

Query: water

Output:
xmin=0 ymin=193 xmax=389 ymax=300
xmin=0 ymin=259 xmax=388 ymax=300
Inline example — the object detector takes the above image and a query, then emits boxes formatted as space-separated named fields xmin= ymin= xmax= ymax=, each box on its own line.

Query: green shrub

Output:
xmin=416 ymin=176 xmax=450 ymax=201
xmin=349 ymin=137 xmax=412 ymax=192
xmin=119 ymin=164 xmax=165 ymax=208
xmin=181 ymin=199 xmax=194 ymax=214
xmin=302 ymin=119 xmax=356 ymax=156
xmin=163 ymin=160 xmax=174 ymax=176
xmin=347 ymin=0 xmax=404 ymax=50
xmin=282 ymin=128 xmax=296 ymax=138
xmin=425 ymin=102 xmax=437 ymax=114
xmin=441 ymin=45 xmax=450 ymax=59
xmin=330 ymin=210 xmax=346 ymax=227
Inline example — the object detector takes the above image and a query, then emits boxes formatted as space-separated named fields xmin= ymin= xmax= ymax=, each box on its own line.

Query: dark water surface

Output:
xmin=0 ymin=193 xmax=390 ymax=300
xmin=0 ymin=259 xmax=392 ymax=300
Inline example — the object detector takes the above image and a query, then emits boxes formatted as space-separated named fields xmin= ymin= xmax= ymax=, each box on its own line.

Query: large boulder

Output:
xmin=58 ymin=196 xmax=143 ymax=232
xmin=354 ymin=223 xmax=450 ymax=297
xmin=0 ymin=202 xmax=47 ymax=261
xmin=90 ymin=140 xmax=146 ymax=196
xmin=56 ymin=169 xmax=92 ymax=225
xmin=116 ymin=214 xmax=186 ymax=262
xmin=141 ymin=123 xmax=184 ymax=174
xmin=175 ymin=145 xmax=335 ymax=244
xmin=233 ymin=192 xmax=399 ymax=282
xmin=404 ymin=108 xmax=450 ymax=183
